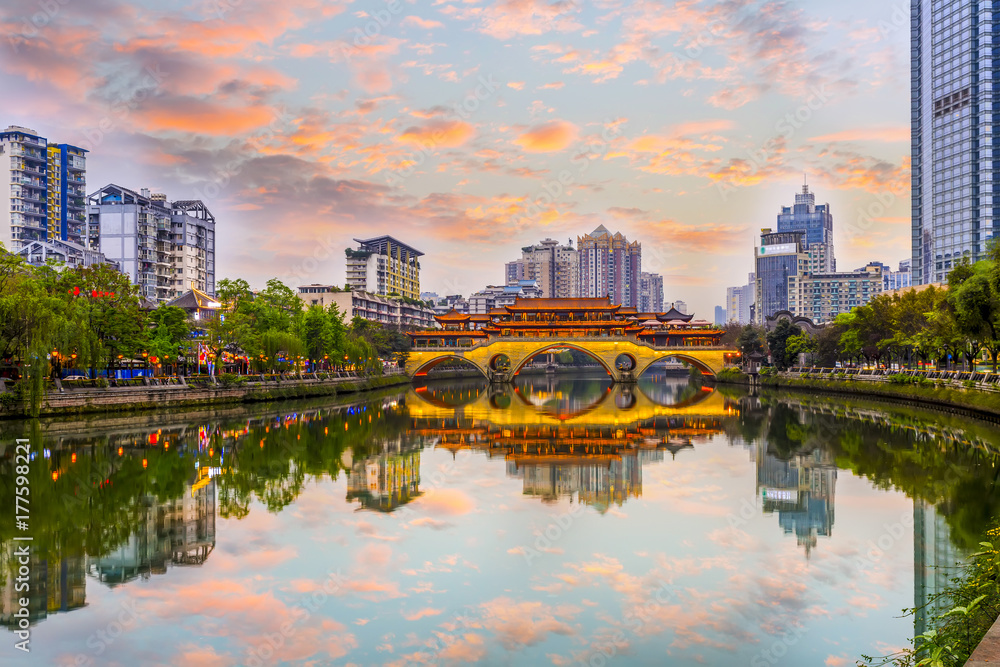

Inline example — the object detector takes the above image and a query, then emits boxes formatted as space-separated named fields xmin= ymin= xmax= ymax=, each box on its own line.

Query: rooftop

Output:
xmin=353 ymin=236 xmax=424 ymax=257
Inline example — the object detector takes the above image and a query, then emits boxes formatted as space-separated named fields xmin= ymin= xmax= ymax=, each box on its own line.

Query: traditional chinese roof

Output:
xmin=504 ymin=297 xmax=620 ymax=311
xmin=166 ymin=287 xmax=221 ymax=311
xmin=435 ymin=308 xmax=471 ymax=322
xmin=661 ymin=307 xmax=693 ymax=322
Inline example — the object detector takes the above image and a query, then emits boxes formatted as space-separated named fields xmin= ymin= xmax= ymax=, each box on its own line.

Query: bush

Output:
xmin=97 ymin=378 xmax=109 ymax=388
xmin=863 ymin=523 xmax=1000 ymax=666
xmin=759 ymin=366 xmax=775 ymax=377
xmin=0 ymin=392 xmax=17 ymax=410
xmin=217 ymin=373 xmax=245 ymax=388
xmin=716 ymin=367 xmax=747 ymax=383
xmin=964 ymin=379 xmax=977 ymax=389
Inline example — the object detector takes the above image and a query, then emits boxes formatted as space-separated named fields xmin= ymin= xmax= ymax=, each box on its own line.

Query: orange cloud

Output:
xmin=413 ymin=488 xmax=475 ymax=516
xmin=402 ymin=16 xmax=444 ymax=29
xmin=398 ymin=120 xmax=475 ymax=147
xmin=403 ymin=607 xmax=445 ymax=621
xmin=810 ymin=127 xmax=910 ymax=143
xmin=514 ymin=120 xmax=578 ymax=152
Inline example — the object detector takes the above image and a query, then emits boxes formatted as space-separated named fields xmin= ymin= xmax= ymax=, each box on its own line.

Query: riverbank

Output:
xmin=0 ymin=374 xmax=411 ymax=420
xmin=717 ymin=368 xmax=1000 ymax=423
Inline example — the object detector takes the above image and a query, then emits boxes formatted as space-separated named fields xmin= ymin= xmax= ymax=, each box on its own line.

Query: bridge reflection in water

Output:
xmin=407 ymin=376 xmax=733 ymax=511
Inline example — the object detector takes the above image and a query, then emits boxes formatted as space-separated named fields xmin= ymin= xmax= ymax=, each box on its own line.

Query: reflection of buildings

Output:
xmin=914 ymin=500 xmax=967 ymax=637
xmin=507 ymin=451 xmax=651 ymax=512
xmin=0 ymin=551 xmax=87 ymax=627
xmin=89 ymin=476 xmax=217 ymax=586
xmin=757 ymin=443 xmax=837 ymax=555
xmin=346 ymin=438 xmax=422 ymax=512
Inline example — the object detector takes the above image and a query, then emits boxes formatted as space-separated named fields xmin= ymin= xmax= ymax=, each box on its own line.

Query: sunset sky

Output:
xmin=1 ymin=0 xmax=911 ymax=315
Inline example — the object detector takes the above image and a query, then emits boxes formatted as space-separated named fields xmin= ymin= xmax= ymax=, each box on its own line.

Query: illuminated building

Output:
xmin=345 ymin=236 xmax=422 ymax=300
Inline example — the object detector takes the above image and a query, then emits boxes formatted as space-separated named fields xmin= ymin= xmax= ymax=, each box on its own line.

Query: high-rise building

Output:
xmin=788 ymin=263 xmax=884 ymax=324
xmin=578 ymin=225 xmax=641 ymax=307
xmin=714 ymin=305 xmax=726 ymax=326
xmin=506 ymin=238 xmax=579 ymax=299
xmin=638 ymin=272 xmax=664 ymax=312
xmin=87 ymin=184 xmax=216 ymax=302
xmin=911 ymin=1 xmax=996 ymax=284
xmin=345 ymin=236 xmax=422 ymax=300
xmin=726 ymin=272 xmax=756 ymax=324
xmin=1 ymin=125 xmax=92 ymax=263
xmin=777 ymin=183 xmax=834 ymax=270
xmin=755 ymin=230 xmax=807 ymax=322
xmin=885 ymin=259 xmax=913 ymax=292
xmin=673 ymin=300 xmax=687 ymax=315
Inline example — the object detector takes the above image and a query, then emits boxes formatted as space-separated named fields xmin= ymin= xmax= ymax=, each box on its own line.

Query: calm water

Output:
xmin=2 ymin=373 xmax=1000 ymax=666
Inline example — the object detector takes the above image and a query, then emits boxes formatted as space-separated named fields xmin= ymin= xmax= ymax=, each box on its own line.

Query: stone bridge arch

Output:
xmin=509 ymin=342 xmax=618 ymax=379
xmin=411 ymin=353 xmax=488 ymax=379
xmin=634 ymin=351 xmax=720 ymax=379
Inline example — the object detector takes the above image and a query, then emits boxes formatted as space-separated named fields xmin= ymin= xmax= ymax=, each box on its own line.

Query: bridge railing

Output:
xmin=410 ymin=336 xmax=732 ymax=353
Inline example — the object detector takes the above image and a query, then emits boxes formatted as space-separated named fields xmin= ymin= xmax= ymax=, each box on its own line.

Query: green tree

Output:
xmin=766 ymin=319 xmax=802 ymax=370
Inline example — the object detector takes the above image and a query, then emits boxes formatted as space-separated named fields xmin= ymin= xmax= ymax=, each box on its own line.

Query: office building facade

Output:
xmin=777 ymin=184 xmax=834 ymax=270
xmin=346 ymin=236 xmax=422 ymax=300
xmin=911 ymin=0 xmax=998 ymax=284
xmin=88 ymin=184 xmax=216 ymax=302
xmin=578 ymin=225 xmax=641 ymax=307
xmin=755 ymin=230 xmax=807 ymax=322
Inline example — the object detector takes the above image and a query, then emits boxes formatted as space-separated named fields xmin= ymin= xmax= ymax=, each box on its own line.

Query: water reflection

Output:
xmin=0 ymin=378 xmax=997 ymax=666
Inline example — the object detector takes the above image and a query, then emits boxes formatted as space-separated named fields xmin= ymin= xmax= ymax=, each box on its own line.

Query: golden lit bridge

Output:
xmin=405 ymin=298 xmax=738 ymax=383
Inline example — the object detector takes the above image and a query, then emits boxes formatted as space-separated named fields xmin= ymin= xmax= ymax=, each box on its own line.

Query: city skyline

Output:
xmin=0 ymin=0 xmax=911 ymax=317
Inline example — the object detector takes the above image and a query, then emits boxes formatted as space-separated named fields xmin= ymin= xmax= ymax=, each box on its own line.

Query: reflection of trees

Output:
xmin=743 ymin=393 xmax=1000 ymax=551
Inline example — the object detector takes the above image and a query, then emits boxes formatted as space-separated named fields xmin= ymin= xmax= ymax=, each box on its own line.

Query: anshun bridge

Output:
xmin=405 ymin=297 xmax=738 ymax=382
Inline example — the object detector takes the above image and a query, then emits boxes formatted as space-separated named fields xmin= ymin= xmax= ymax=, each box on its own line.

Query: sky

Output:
xmin=0 ymin=0 xmax=912 ymax=316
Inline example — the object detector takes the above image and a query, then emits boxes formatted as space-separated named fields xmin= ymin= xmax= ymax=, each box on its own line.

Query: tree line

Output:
xmin=724 ymin=247 xmax=1000 ymax=371
xmin=0 ymin=247 xmax=413 ymax=384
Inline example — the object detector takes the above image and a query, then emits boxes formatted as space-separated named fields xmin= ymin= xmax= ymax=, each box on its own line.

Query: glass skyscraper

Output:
xmin=777 ymin=184 xmax=834 ymax=268
xmin=912 ymin=0 xmax=999 ymax=284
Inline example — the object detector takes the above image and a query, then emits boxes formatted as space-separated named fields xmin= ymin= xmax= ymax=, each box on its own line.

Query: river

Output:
xmin=2 ymin=372 xmax=999 ymax=666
